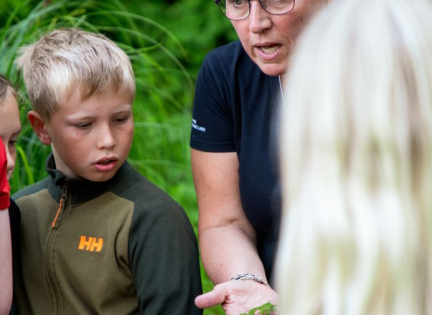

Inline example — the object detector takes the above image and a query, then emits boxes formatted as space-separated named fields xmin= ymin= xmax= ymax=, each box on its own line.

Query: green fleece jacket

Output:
xmin=13 ymin=155 xmax=202 ymax=314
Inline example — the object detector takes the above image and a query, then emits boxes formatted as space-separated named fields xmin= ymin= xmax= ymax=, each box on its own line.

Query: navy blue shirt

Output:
xmin=190 ymin=41 xmax=281 ymax=280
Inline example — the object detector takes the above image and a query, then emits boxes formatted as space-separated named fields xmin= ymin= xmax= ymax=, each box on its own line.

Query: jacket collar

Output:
xmin=45 ymin=153 xmax=132 ymax=204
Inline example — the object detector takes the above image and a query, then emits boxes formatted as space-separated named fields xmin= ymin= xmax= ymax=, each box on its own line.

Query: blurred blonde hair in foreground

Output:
xmin=275 ymin=0 xmax=432 ymax=313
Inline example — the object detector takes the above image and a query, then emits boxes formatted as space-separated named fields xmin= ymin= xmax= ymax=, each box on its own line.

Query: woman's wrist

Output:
xmin=231 ymin=273 xmax=269 ymax=286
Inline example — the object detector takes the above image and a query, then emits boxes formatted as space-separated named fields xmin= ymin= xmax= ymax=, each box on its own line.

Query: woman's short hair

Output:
xmin=276 ymin=0 xmax=432 ymax=313
xmin=0 ymin=74 xmax=18 ymax=107
xmin=16 ymin=28 xmax=135 ymax=121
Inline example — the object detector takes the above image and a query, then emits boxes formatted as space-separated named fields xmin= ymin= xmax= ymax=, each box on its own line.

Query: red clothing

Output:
xmin=0 ymin=141 xmax=10 ymax=209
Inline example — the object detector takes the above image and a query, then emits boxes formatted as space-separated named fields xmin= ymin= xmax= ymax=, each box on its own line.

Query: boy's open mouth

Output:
xmin=94 ymin=157 xmax=118 ymax=166
xmin=93 ymin=157 xmax=118 ymax=172
xmin=97 ymin=159 xmax=114 ymax=165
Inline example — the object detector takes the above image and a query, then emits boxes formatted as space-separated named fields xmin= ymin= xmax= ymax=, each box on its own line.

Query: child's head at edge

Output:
xmin=16 ymin=28 xmax=136 ymax=182
xmin=276 ymin=0 xmax=432 ymax=313
xmin=0 ymin=74 xmax=21 ymax=180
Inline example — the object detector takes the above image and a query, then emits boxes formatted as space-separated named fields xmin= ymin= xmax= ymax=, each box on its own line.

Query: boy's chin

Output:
xmin=71 ymin=169 xmax=119 ymax=182
xmin=81 ymin=173 xmax=117 ymax=182
xmin=58 ymin=160 xmax=124 ymax=182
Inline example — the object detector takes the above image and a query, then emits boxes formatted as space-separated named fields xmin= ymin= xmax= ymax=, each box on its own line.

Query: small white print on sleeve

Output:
xmin=192 ymin=119 xmax=206 ymax=132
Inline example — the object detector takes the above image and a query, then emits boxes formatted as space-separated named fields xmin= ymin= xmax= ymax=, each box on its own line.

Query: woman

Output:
xmin=276 ymin=0 xmax=432 ymax=313
xmin=191 ymin=0 xmax=329 ymax=312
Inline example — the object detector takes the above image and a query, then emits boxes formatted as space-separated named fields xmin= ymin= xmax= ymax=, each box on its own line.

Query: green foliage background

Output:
xmin=0 ymin=0 xmax=237 ymax=314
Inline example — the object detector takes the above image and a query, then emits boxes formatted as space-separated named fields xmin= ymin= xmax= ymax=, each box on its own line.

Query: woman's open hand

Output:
xmin=195 ymin=280 xmax=279 ymax=315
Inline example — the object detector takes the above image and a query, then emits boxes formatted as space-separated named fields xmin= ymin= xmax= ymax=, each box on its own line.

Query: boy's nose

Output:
xmin=97 ymin=127 xmax=116 ymax=149
xmin=248 ymin=1 xmax=272 ymax=34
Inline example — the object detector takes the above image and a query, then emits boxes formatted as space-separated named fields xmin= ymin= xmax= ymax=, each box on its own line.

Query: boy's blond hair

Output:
xmin=276 ymin=0 xmax=432 ymax=313
xmin=16 ymin=28 xmax=135 ymax=120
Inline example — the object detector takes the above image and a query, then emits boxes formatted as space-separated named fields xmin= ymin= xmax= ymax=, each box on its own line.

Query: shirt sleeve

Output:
xmin=128 ymin=189 xmax=202 ymax=314
xmin=0 ymin=142 xmax=10 ymax=209
xmin=190 ymin=52 xmax=236 ymax=152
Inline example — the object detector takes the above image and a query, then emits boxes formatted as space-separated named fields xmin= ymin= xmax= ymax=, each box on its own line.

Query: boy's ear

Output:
xmin=28 ymin=111 xmax=52 ymax=145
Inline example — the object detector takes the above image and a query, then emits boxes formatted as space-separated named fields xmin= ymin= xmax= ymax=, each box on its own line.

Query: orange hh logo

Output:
xmin=78 ymin=235 xmax=104 ymax=252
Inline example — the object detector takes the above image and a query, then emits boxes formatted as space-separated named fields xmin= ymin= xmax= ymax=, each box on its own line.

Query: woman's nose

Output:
xmin=248 ymin=0 xmax=272 ymax=33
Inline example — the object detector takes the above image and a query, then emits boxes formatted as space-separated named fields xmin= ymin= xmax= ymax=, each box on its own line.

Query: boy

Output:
xmin=13 ymin=28 xmax=202 ymax=314
xmin=0 ymin=74 xmax=21 ymax=315
xmin=0 ymin=141 xmax=12 ymax=315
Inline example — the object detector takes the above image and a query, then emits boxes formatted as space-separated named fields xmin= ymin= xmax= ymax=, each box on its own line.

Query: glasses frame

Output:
xmin=214 ymin=0 xmax=296 ymax=21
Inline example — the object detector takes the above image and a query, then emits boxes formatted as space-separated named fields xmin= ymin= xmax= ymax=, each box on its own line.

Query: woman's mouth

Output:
xmin=259 ymin=45 xmax=281 ymax=54
xmin=255 ymin=44 xmax=282 ymax=60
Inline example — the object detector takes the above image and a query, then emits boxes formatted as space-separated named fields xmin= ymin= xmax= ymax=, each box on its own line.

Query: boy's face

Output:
xmin=37 ymin=88 xmax=134 ymax=182
xmin=0 ymin=93 xmax=21 ymax=180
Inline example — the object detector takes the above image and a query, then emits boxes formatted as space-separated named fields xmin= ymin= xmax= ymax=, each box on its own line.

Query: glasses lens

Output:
xmin=262 ymin=0 xmax=295 ymax=15
xmin=217 ymin=0 xmax=295 ymax=20
xmin=218 ymin=0 xmax=250 ymax=20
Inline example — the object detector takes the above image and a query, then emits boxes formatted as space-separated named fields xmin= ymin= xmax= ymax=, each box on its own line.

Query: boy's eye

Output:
xmin=76 ymin=122 xmax=92 ymax=129
xmin=9 ymin=139 xmax=18 ymax=148
xmin=113 ymin=116 xmax=129 ymax=124
xmin=8 ymin=140 xmax=18 ymax=154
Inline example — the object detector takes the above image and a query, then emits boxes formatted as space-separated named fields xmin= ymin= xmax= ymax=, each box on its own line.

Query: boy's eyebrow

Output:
xmin=113 ymin=105 xmax=133 ymax=113
xmin=109 ymin=106 xmax=133 ymax=115
xmin=66 ymin=105 xmax=133 ymax=120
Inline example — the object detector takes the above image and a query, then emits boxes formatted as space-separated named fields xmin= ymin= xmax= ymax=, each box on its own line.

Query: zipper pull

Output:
xmin=52 ymin=185 xmax=67 ymax=229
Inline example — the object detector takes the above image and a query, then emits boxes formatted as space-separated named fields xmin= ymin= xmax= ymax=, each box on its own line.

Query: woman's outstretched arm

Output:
xmin=192 ymin=149 xmax=278 ymax=314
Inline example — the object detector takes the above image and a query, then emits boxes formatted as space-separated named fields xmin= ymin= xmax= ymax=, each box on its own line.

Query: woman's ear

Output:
xmin=28 ymin=111 xmax=52 ymax=145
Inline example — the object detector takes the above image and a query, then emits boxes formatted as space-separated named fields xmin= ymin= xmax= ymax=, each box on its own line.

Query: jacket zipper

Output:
xmin=52 ymin=186 xmax=67 ymax=228
xmin=46 ymin=184 xmax=68 ymax=314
